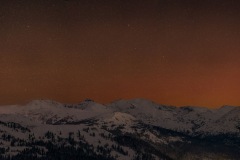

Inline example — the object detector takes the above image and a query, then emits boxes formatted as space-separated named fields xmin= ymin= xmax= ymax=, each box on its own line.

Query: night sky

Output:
xmin=1 ymin=0 xmax=240 ymax=107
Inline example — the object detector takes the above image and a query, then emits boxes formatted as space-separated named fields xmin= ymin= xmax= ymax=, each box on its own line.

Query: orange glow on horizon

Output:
xmin=1 ymin=0 xmax=240 ymax=108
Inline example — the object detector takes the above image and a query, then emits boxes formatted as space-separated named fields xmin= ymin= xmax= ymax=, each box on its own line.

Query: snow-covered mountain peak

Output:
xmin=178 ymin=106 xmax=210 ymax=113
xmin=0 ymin=105 xmax=21 ymax=114
xmin=218 ymin=105 xmax=236 ymax=112
xmin=65 ymin=99 xmax=108 ymax=113
xmin=26 ymin=99 xmax=63 ymax=107
xmin=0 ymin=99 xmax=240 ymax=136
xmin=108 ymin=98 xmax=165 ymax=111
xmin=0 ymin=99 xmax=239 ymax=159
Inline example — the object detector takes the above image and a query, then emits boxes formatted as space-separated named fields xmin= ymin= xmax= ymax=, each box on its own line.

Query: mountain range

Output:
xmin=0 ymin=98 xmax=239 ymax=160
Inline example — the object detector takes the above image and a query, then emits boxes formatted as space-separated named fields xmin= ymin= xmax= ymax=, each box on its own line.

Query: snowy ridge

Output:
xmin=0 ymin=98 xmax=239 ymax=135
xmin=0 ymin=98 xmax=239 ymax=159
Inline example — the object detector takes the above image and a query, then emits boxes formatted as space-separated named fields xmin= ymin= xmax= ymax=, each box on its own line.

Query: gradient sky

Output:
xmin=1 ymin=0 xmax=240 ymax=107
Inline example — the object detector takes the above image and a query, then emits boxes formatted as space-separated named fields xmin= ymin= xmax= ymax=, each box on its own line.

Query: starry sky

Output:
xmin=1 ymin=0 xmax=240 ymax=107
